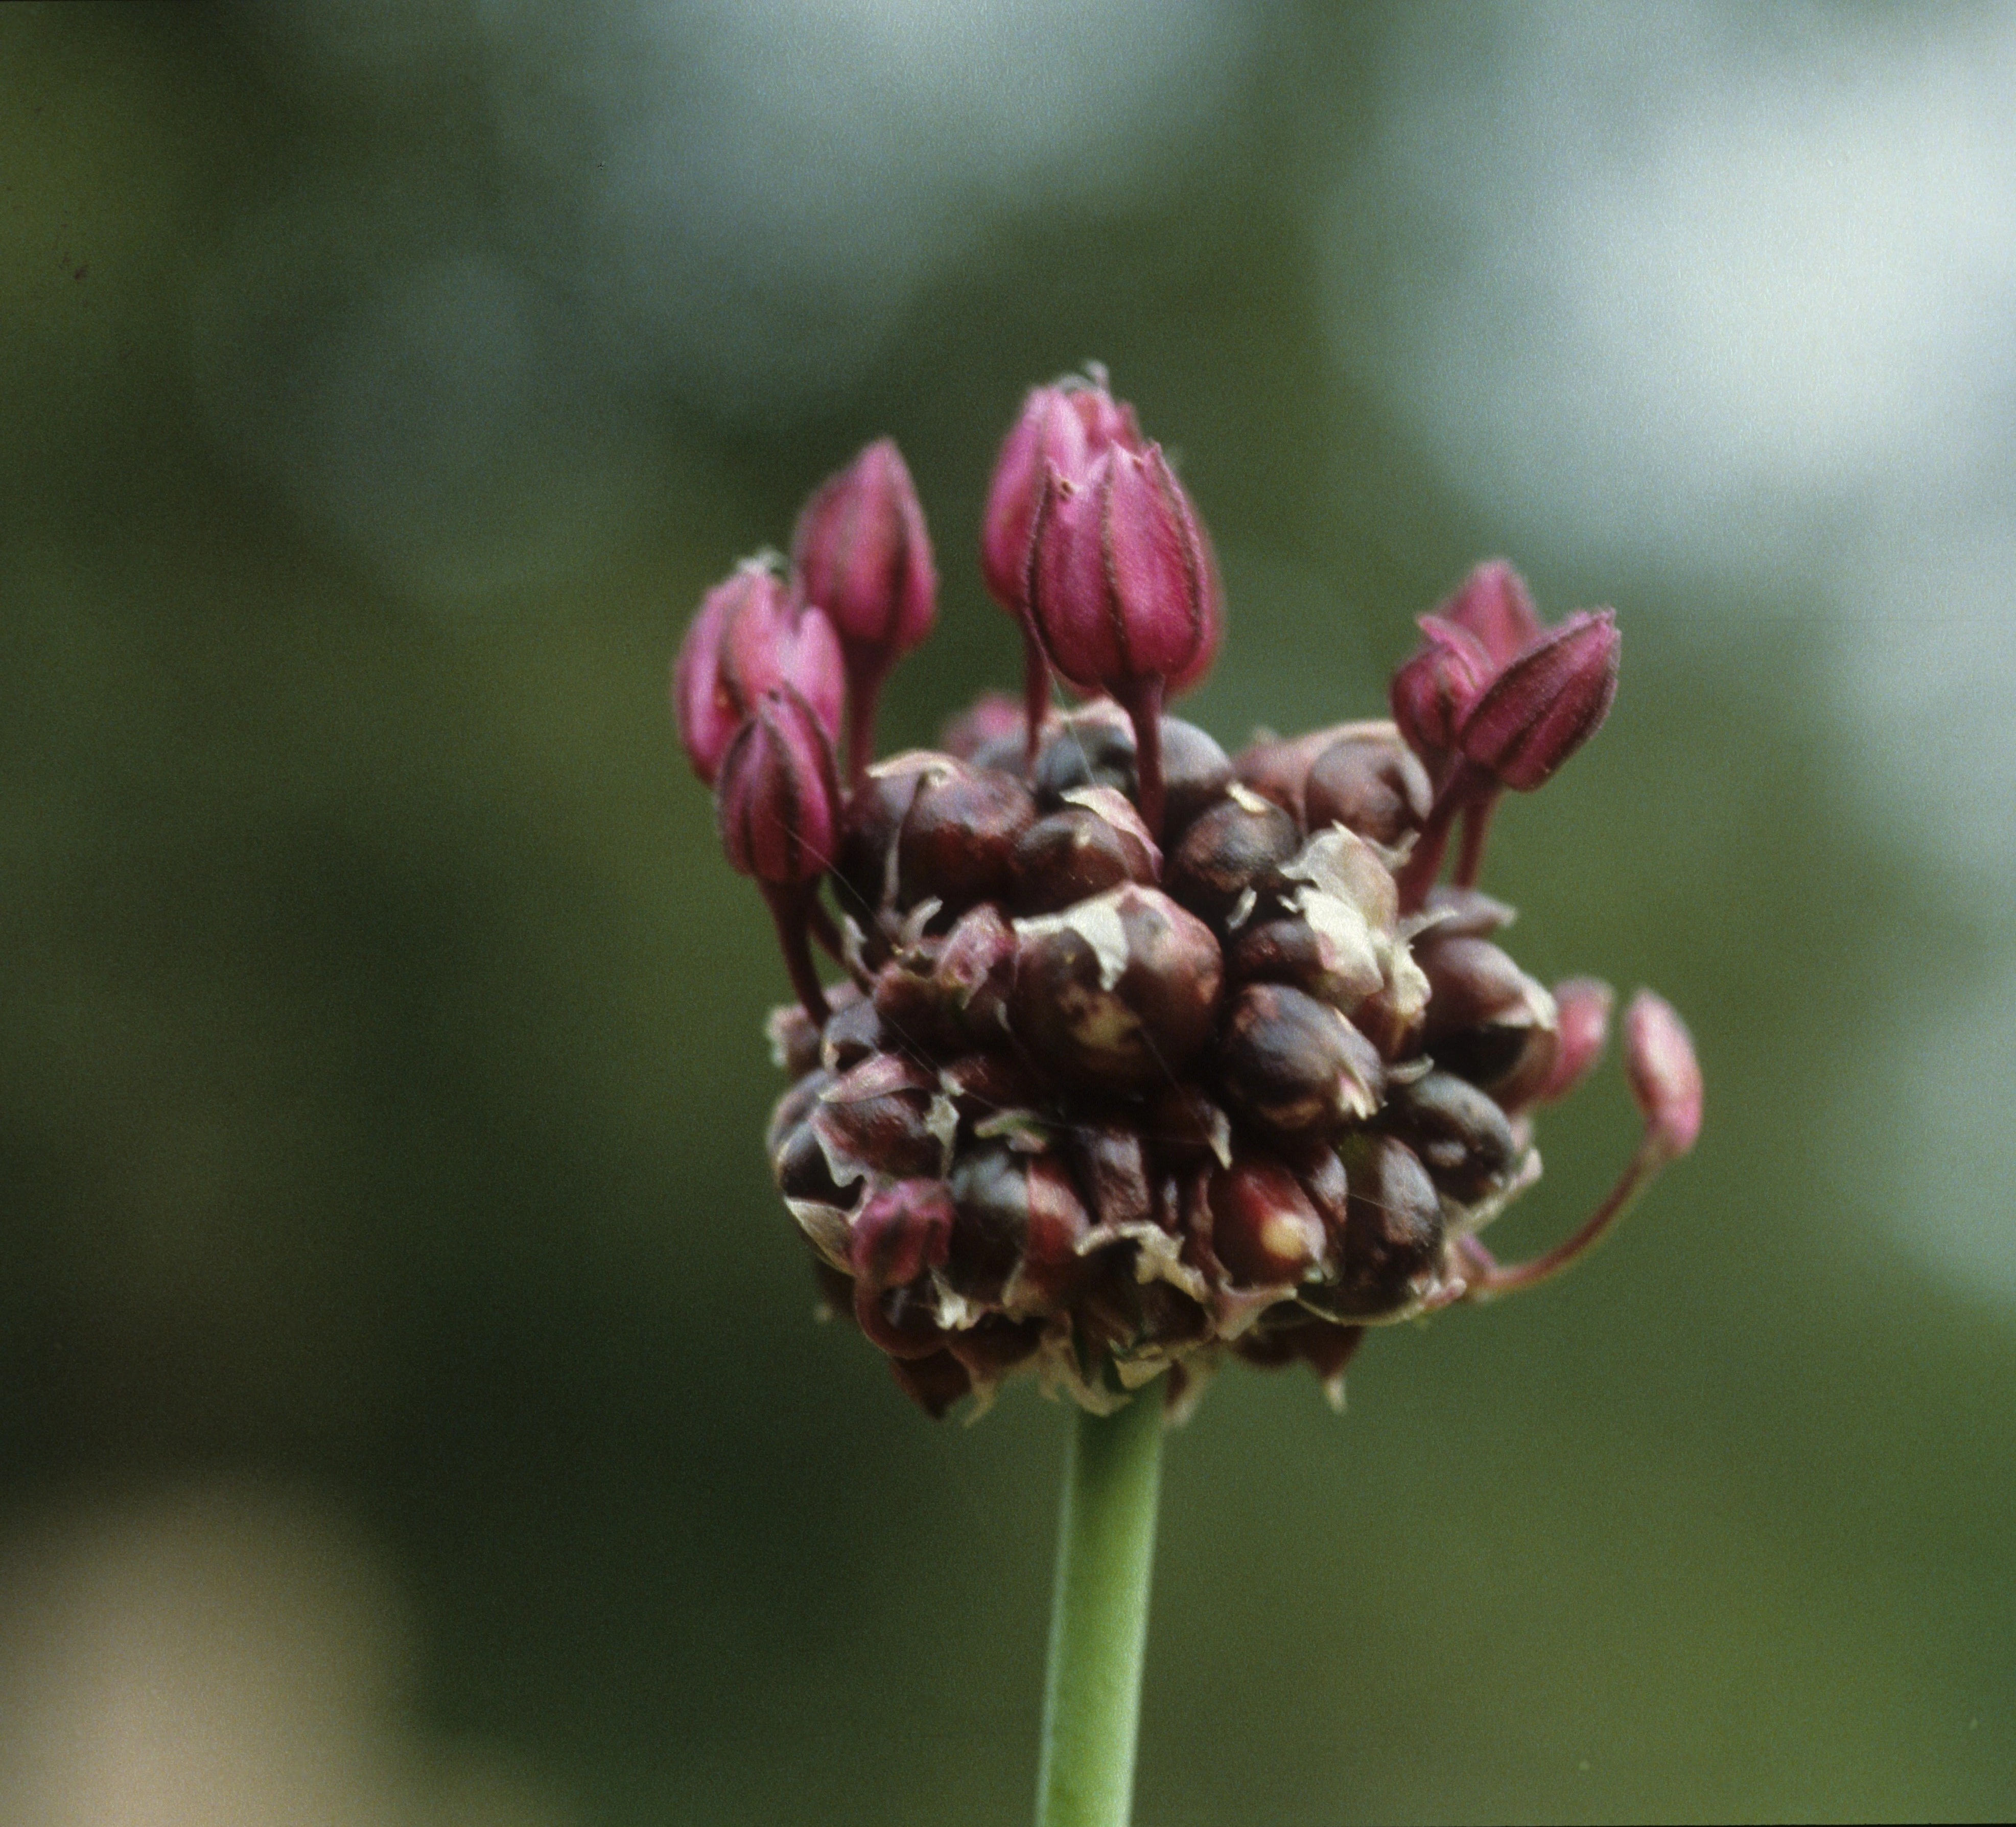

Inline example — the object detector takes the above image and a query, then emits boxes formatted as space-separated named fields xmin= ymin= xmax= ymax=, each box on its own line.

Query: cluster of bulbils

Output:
xmin=672 ymin=371 xmax=1701 ymax=1420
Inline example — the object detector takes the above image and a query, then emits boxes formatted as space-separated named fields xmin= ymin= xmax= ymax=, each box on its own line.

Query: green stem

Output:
xmin=1035 ymin=1389 xmax=1165 ymax=1827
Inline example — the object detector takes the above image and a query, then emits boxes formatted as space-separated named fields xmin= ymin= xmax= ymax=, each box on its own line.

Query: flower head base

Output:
xmin=671 ymin=382 xmax=1698 ymax=1419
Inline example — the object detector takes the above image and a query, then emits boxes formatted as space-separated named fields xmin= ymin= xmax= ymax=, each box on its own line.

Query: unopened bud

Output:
xmin=1528 ymin=977 xmax=1613 ymax=1108
xmin=715 ymin=686 xmax=841 ymax=888
xmin=793 ymin=438 xmax=936 ymax=778
xmin=1458 ymin=608 xmax=1619 ymax=791
xmin=1304 ymin=733 xmax=1433 ymax=846
xmin=1437 ymin=558 xmax=1542 ymax=667
xmin=792 ymin=438 xmax=935 ymax=668
xmin=1025 ymin=445 xmax=1219 ymax=703
xmin=980 ymin=373 xmax=1144 ymax=611
xmin=674 ymin=561 xmax=843 ymax=785
xmin=1207 ymin=1156 xmax=1330 ymax=1288
xmin=1624 ymin=989 xmax=1702 ymax=1160
xmin=1389 ymin=614 xmax=1492 ymax=765
xmin=1010 ymin=886 xmax=1223 ymax=1090
xmin=1216 ymin=983 xmax=1385 ymax=1136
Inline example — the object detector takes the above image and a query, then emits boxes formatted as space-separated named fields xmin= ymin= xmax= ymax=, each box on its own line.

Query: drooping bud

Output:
xmin=1009 ymin=885 xmax=1223 ymax=1091
xmin=1389 ymin=614 xmax=1492 ymax=767
xmin=1024 ymin=444 xmax=1220 ymax=836
xmin=716 ymin=685 xmax=843 ymax=1023
xmin=1526 ymin=977 xmax=1613 ymax=1108
xmin=1624 ymin=989 xmax=1702 ymax=1161
xmin=673 ymin=560 xmax=843 ymax=785
xmin=792 ymin=438 xmax=936 ymax=781
xmin=1437 ymin=558 xmax=1542 ymax=667
xmin=1458 ymin=609 xmax=1619 ymax=792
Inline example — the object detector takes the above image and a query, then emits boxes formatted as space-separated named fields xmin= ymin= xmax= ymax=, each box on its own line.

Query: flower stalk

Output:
xmin=1036 ymin=1389 xmax=1165 ymax=1827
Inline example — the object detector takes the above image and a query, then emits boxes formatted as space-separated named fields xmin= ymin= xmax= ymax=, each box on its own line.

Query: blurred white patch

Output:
xmin=0 ymin=1482 xmax=562 ymax=1827
xmin=1327 ymin=4 xmax=2016 ymax=568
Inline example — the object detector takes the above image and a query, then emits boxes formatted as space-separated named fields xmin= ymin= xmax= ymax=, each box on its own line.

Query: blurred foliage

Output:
xmin=2 ymin=4 xmax=2011 ymax=1823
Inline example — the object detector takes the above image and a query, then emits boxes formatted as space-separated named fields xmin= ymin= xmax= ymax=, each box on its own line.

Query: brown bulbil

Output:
xmin=947 ymin=1142 xmax=1092 ymax=1312
xmin=1207 ymin=1156 xmax=1330 ymax=1287
xmin=1227 ymin=915 xmax=1383 ymax=1013
xmin=897 ymin=763 xmax=1036 ymax=920
xmin=1304 ymin=735 xmax=1433 ymax=847
xmin=809 ymin=1053 xmax=946 ymax=1181
xmin=1030 ymin=706 xmax=1232 ymax=838
xmin=1379 ymin=1069 xmax=1518 ymax=1204
xmin=1308 ymin=1133 xmax=1446 ymax=1320
xmin=889 ymin=1349 xmax=971 ymax=1417
xmin=933 ymin=902 xmax=1019 ymax=1044
xmin=1417 ymin=931 xmax=1559 ymax=1103
xmin=774 ymin=1116 xmax=854 ymax=1209
xmin=1216 ymin=982 xmax=1384 ymax=1136
xmin=1233 ymin=721 xmax=1396 ymax=826
xmin=819 ymin=994 xmax=887 ymax=1074
xmin=833 ymin=752 xmax=943 ymax=928
xmin=1009 ymin=886 xmax=1223 ymax=1091
xmin=1164 ymin=794 xmax=1302 ymax=931
xmin=1012 ymin=805 xmax=1156 ymax=915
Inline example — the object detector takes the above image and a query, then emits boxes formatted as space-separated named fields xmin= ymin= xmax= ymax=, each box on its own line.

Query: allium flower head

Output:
xmin=671 ymin=387 xmax=1700 ymax=1419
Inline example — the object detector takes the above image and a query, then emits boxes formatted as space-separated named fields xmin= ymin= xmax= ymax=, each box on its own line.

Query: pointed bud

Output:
xmin=980 ymin=373 xmax=1144 ymax=610
xmin=1527 ymin=977 xmax=1613 ymax=1108
xmin=793 ymin=438 xmax=935 ymax=663
xmin=1624 ymin=990 xmax=1702 ymax=1161
xmin=1390 ymin=614 xmax=1492 ymax=764
xmin=715 ymin=686 xmax=841 ymax=888
xmin=1438 ymin=558 xmax=1542 ymax=667
xmin=792 ymin=439 xmax=936 ymax=778
xmin=1025 ymin=445 xmax=1219 ymax=703
xmin=1458 ymin=609 xmax=1619 ymax=791
xmin=673 ymin=561 xmax=843 ymax=785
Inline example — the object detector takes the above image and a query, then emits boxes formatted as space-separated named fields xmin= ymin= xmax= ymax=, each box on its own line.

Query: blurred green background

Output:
xmin=3 ymin=4 xmax=2012 ymax=1822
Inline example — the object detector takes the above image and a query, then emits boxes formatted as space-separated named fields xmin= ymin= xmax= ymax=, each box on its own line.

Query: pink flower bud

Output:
xmin=791 ymin=438 xmax=936 ymax=780
xmin=672 ymin=560 xmax=843 ymax=785
xmin=715 ymin=686 xmax=841 ymax=888
xmin=1438 ymin=558 xmax=1542 ymax=667
xmin=1026 ymin=444 xmax=1217 ymax=695
xmin=1529 ymin=977 xmax=1613 ymax=1107
xmin=939 ymin=690 xmax=1026 ymax=763
xmin=1390 ymin=614 xmax=1492 ymax=762
xmin=1457 ymin=608 xmax=1619 ymax=792
xmin=979 ymin=373 xmax=1143 ymax=610
xmin=793 ymin=438 xmax=935 ymax=661
xmin=1624 ymin=989 xmax=1702 ymax=1161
